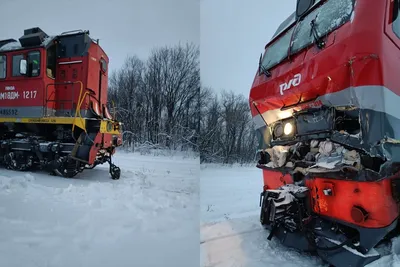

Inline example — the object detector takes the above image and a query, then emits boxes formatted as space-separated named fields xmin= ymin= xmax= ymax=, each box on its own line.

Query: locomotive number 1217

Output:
xmin=23 ymin=90 xmax=37 ymax=99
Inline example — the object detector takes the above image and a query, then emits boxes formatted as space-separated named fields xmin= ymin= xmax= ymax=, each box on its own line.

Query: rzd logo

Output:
xmin=279 ymin=74 xmax=301 ymax=95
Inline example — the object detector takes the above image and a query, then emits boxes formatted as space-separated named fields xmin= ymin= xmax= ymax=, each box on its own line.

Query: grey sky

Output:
xmin=0 ymin=0 xmax=199 ymax=74
xmin=200 ymin=0 xmax=296 ymax=96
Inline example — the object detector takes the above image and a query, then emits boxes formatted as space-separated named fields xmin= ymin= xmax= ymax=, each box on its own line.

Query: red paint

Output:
xmin=249 ymin=1 xmax=396 ymax=116
xmin=262 ymin=168 xmax=399 ymax=228
xmin=55 ymin=56 xmax=87 ymax=112
xmin=0 ymin=34 xmax=110 ymax=118
xmin=88 ymin=133 xmax=103 ymax=165
xmin=305 ymin=176 xmax=399 ymax=228
xmin=262 ymin=169 xmax=293 ymax=190
xmin=0 ymin=48 xmax=46 ymax=111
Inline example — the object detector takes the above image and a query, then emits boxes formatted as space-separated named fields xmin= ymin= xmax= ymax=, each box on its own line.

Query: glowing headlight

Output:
xmin=284 ymin=122 xmax=293 ymax=135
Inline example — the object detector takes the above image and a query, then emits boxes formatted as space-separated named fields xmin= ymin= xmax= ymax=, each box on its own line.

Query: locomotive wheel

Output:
xmin=54 ymin=157 xmax=81 ymax=178
xmin=110 ymin=164 xmax=121 ymax=180
xmin=4 ymin=152 xmax=34 ymax=171
xmin=105 ymin=155 xmax=121 ymax=180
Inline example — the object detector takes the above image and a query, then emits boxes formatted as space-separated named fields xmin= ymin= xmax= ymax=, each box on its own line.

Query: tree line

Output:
xmin=199 ymin=87 xmax=258 ymax=164
xmin=107 ymin=42 xmax=200 ymax=153
xmin=107 ymin=42 xmax=258 ymax=163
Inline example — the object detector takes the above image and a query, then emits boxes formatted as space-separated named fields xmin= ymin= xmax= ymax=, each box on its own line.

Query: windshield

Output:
xmin=261 ymin=0 xmax=354 ymax=71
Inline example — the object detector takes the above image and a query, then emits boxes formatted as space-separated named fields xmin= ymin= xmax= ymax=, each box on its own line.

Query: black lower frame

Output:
xmin=0 ymin=126 xmax=120 ymax=179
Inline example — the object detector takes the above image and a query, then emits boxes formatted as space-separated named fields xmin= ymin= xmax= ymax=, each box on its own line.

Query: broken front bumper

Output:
xmin=259 ymin=183 xmax=398 ymax=267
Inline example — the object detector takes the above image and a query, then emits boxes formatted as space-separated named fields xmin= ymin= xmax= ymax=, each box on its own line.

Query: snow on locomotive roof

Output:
xmin=0 ymin=30 xmax=97 ymax=53
xmin=42 ymin=36 xmax=56 ymax=46
xmin=0 ymin=41 xmax=22 ymax=52
xmin=0 ymin=35 xmax=56 ymax=52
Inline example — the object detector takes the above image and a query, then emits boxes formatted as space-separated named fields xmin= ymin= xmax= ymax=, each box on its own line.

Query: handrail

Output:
xmin=60 ymin=30 xmax=87 ymax=35
xmin=45 ymin=81 xmax=78 ymax=116
xmin=72 ymin=81 xmax=86 ymax=134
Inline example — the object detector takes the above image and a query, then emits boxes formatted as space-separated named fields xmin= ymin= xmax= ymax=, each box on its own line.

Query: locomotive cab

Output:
xmin=250 ymin=0 xmax=400 ymax=266
xmin=0 ymin=27 xmax=122 ymax=179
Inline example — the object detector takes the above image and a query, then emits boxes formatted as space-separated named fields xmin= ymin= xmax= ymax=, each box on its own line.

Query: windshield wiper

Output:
xmin=310 ymin=18 xmax=326 ymax=49
xmin=258 ymin=53 xmax=272 ymax=78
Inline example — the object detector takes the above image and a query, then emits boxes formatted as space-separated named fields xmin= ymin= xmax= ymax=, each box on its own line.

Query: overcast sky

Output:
xmin=200 ymin=0 xmax=296 ymax=96
xmin=0 ymin=0 xmax=199 ymax=74
xmin=1 ymin=0 xmax=297 ymax=97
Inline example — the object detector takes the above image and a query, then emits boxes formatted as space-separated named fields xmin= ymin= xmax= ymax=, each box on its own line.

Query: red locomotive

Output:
xmin=0 ymin=28 xmax=122 ymax=179
xmin=250 ymin=0 xmax=400 ymax=266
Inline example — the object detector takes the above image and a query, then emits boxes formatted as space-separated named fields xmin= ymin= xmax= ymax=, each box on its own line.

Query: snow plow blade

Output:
xmin=315 ymin=238 xmax=380 ymax=267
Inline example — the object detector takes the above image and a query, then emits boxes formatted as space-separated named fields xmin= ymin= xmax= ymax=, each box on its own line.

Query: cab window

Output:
xmin=393 ymin=0 xmax=400 ymax=38
xmin=12 ymin=54 xmax=23 ymax=77
xmin=46 ymin=44 xmax=56 ymax=79
xmin=27 ymin=51 xmax=40 ymax=77
xmin=0 ymin=55 xmax=5 ymax=79
xmin=100 ymin=58 xmax=107 ymax=73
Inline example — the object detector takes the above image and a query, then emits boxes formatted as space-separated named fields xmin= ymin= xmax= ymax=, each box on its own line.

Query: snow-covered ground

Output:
xmin=0 ymin=150 xmax=199 ymax=267
xmin=200 ymin=164 xmax=400 ymax=267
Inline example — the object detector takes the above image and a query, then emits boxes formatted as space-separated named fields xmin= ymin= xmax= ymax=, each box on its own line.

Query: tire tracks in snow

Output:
xmin=200 ymin=227 xmax=264 ymax=244
xmin=201 ymin=220 xmax=256 ymax=267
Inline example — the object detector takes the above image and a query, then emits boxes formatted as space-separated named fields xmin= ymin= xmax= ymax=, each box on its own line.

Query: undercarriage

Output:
xmin=0 ymin=123 xmax=121 ymax=180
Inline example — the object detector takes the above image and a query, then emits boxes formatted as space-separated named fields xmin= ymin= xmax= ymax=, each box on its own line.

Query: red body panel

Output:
xmin=87 ymin=44 xmax=109 ymax=108
xmin=0 ymin=33 xmax=110 ymax=118
xmin=55 ymin=56 xmax=88 ymax=114
xmin=249 ymin=0 xmax=394 ymax=118
xmin=262 ymin=168 xmax=399 ymax=228
xmin=262 ymin=169 xmax=293 ymax=190
xmin=89 ymin=133 xmax=103 ymax=165
xmin=0 ymin=48 xmax=46 ymax=117
xmin=306 ymin=176 xmax=398 ymax=228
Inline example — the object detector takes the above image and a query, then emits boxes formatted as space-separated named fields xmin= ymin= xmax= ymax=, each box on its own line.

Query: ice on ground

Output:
xmin=200 ymin=164 xmax=400 ymax=267
xmin=0 ymin=151 xmax=199 ymax=267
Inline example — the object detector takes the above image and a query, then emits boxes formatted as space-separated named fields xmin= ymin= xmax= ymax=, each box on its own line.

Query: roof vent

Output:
xmin=19 ymin=27 xmax=48 ymax=47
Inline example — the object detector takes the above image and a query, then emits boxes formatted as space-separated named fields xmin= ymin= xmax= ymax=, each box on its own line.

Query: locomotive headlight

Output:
xmin=272 ymin=119 xmax=295 ymax=140
xmin=273 ymin=123 xmax=284 ymax=138
xmin=284 ymin=122 xmax=293 ymax=135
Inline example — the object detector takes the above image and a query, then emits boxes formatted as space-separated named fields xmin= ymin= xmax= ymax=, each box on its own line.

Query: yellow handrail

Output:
xmin=72 ymin=81 xmax=87 ymax=134
xmin=74 ymin=81 xmax=84 ymax=118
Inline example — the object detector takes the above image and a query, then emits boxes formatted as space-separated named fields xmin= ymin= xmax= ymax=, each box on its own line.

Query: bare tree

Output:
xmin=108 ymin=42 xmax=200 ymax=153
xmin=146 ymin=43 xmax=199 ymax=148
xmin=108 ymin=43 xmax=256 ymax=161
xmin=199 ymin=88 xmax=257 ymax=164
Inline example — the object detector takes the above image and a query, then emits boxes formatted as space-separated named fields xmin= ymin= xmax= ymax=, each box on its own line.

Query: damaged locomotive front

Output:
xmin=258 ymin=105 xmax=395 ymax=180
xmin=257 ymin=105 xmax=400 ymax=267
xmin=249 ymin=0 xmax=400 ymax=266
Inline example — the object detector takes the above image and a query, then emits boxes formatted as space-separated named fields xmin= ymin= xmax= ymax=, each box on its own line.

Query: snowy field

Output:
xmin=200 ymin=164 xmax=400 ymax=267
xmin=0 ymin=150 xmax=199 ymax=267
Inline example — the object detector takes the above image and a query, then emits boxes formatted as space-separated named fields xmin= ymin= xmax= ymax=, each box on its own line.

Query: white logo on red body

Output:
xmin=279 ymin=74 xmax=301 ymax=95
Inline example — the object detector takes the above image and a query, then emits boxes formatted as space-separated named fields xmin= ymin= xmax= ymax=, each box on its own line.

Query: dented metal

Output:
xmin=255 ymin=101 xmax=400 ymax=183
